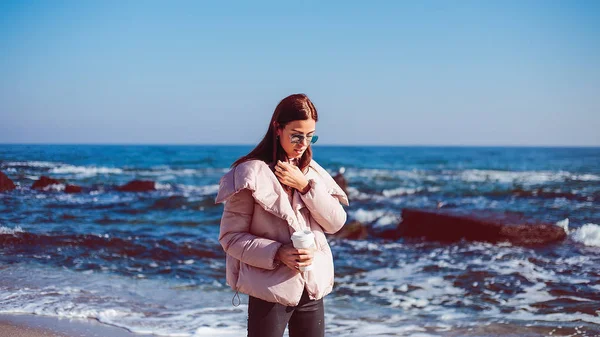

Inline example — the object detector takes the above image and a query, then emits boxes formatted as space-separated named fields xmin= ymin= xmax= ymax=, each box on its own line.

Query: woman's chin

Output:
xmin=288 ymin=151 xmax=304 ymax=159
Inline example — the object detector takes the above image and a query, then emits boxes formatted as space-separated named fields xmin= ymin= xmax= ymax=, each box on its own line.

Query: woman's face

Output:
xmin=277 ymin=119 xmax=316 ymax=160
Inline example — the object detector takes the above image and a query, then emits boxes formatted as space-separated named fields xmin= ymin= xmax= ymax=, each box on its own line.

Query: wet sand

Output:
xmin=0 ymin=314 xmax=156 ymax=337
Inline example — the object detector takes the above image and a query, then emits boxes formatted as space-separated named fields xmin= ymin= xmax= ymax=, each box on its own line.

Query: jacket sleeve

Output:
xmin=218 ymin=188 xmax=282 ymax=270
xmin=300 ymin=178 xmax=348 ymax=234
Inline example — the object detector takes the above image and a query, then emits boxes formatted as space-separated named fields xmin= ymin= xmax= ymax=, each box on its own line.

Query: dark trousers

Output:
xmin=247 ymin=289 xmax=325 ymax=337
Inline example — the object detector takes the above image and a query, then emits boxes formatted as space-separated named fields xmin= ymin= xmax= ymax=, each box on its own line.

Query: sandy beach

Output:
xmin=0 ymin=314 xmax=156 ymax=337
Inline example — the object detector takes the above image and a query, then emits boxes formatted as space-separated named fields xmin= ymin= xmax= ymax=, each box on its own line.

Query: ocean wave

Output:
xmin=458 ymin=169 xmax=600 ymax=185
xmin=346 ymin=186 xmax=373 ymax=200
xmin=178 ymin=184 xmax=220 ymax=196
xmin=382 ymin=186 xmax=441 ymax=197
xmin=571 ymin=223 xmax=600 ymax=247
xmin=129 ymin=167 xmax=228 ymax=177
xmin=40 ymin=183 xmax=66 ymax=192
xmin=373 ymin=214 xmax=401 ymax=228
xmin=49 ymin=164 xmax=123 ymax=176
xmin=2 ymin=161 xmax=228 ymax=180
xmin=155 ymin=182 xmax=172 ymax=190
xmin=2 ymin=161 xmax=59 ymax=168
xmin=505 ymin=310 xmax=600 ymax=326
xmin=334 ymin=240 xmax=600 ymax=331
xmin=345 ymin=169 xmax=430 ymax=181
xmin=1 ymin=231 xmax=222 ymax=264
xmin=555 ymin=218 xmax=569 ymax=234
xmin=144 ymin=183 xmax=220 ymax=196
xmin=0 ymin=264 xmax=245 ymax=337
xmin=0 ymin=226 xmax=24 ymax=235
xmin=343 ymin=168 xmax=600 ymax=186
xmin=348 ymin=209 xmax=388 ymax=223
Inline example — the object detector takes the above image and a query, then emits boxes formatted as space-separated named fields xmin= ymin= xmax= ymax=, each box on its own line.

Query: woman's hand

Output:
xmin=276 ymin=243 xmax=314 ymax=272
xmin=274 ymin=161 xmax=310 ymax=193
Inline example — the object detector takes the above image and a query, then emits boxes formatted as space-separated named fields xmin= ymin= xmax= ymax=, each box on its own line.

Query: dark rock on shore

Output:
xmin=0 ymin=171 xmax=16 ymax=192
xmin=331 ymin=220 xmax=368 ymax=240
xmin=333 ymin=168 xmax=348 ymax=196
xmin=397 ymin=208 xmax=566 ymax=246
xmin=117 ymin=180 xmax=156 ymax=192
xmin=30 ymin=176 xmax=82 ymax=193
xmin=65 ymin=185 xmax=83 ymax=193
xmin=31 ymin=176 xmax=62 ymax=190
xmin=152 ymin=196 xmax=188 ymax=209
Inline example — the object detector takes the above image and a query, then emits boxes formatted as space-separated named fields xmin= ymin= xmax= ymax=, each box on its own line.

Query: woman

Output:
xmin=215 ymin=93 xmax=348 ymax=337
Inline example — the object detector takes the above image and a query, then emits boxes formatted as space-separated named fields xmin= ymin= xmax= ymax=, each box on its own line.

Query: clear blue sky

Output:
xmin=1 ymin=0 xmax=599 ymax=146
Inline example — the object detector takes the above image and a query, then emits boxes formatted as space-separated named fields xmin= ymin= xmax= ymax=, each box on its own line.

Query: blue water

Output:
xmin=1 ymin=145 xmax=599 ymax=336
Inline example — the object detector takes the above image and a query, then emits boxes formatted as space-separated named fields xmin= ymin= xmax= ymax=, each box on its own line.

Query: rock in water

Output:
xmin=31 ymin=176 xmax=61 ymax=190
xmin=65 ymin=184 xmax=83 ymax=193
xmin=331 ymin=220 xmax=368 ymax=240
xmin=0 ymin=171 xmax=16 ymax=192
xmin=117 ymin=180 xmax=156 ymax=192
xmin=333 ymin=167 xmax=348 ymax=196
xmin=398 ymin=208 xmax=566 ymax=246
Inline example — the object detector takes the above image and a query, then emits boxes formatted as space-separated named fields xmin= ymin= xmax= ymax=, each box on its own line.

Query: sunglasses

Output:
xmin=289 ymin=133 xmax=319 ymax=145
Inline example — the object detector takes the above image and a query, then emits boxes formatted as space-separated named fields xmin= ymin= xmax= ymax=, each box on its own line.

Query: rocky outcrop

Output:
xmin=30 ymin=176 xmax=82 ymax=193
xmin=397 ymin=208 xmax=566 ymax=245
xmin=331 ymin=220 xmax=368 ymax=240
xmin=117 ymin=180 xmax=156 ymax=192
xmin=333 ymin=168 xmax=348 ymax=196
xmin=31 ymin=176 xmax=61 ymax=190
xmin=0 ymin=171 xmax=16 ymax=192
xmin=65 ymin=185 xmax=83 ymax=193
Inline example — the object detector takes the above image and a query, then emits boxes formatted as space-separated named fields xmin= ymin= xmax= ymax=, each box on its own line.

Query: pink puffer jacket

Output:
xmin=215 ymin=159 xmax=349 ymax=306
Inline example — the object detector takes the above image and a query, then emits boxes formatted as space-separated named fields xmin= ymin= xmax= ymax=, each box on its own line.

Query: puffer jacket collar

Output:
xmin=215 ymin=159 xmax=348 ymax=232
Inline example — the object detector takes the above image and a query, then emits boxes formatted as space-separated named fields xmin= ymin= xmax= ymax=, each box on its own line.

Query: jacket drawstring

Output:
xmin=231 ymin=290 xmax=241 ymax=307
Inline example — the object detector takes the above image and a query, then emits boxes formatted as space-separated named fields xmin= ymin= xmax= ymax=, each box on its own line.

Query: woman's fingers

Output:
xmin=274 ymin=169 xmax=287 ymax=180
xmin=295 ymin=254 xmax=312 ymax=261
xmin=276 ymin=242 xmax=315 ymax=271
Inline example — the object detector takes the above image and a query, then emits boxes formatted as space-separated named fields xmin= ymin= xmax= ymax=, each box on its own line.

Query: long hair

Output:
xmin=232 ymin=93 xmax=319 ymax=175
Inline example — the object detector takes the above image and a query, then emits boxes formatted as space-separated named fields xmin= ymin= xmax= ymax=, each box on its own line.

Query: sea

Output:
xmin=1 ymin=144 xmax=599 ymax=337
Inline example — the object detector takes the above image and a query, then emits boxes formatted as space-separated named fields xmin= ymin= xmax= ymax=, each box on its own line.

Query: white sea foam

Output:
xmin=345 ymin=168 xmax=433 ymax=181
xmin=458 ymin=169 xmax=600 ymax=185
xmin=382 ymin=187 xmax=422 ymax=197
xmin=49 ymin=165 xmax=123 ymax=176
xmin=0 ymin=261 xmax=472 ymax=337
xmin=155 ymin=182 xmax=172 ymax=190
xmin=382 ymin=186 xmax=441 ymax=197
xmin=41 ymin=183 xmax=66 ymax=192
xmin=0 ymin=264 xmax=247 ymax=337
xmin=505 ymin=310 xmax=600 ymax=326
xmin=343 ymin=167 xmax=600 ymax=186
xmin=555 ymin=218 xmax=569 ymax=234
xmin=179 ymin=184 xmax=220 ymax=196
xmin=348 ymin=209 xmax=387 ymax=223
xmin=373 ymin=213 xmax=401 ymax=228
xmin=4 ymin=161 xmax=59 ymax=168
xmin=0 ymin=225 xmax=24 ymax=234
xmin=345 ymin=186 xmax=372 ymax=200
xmin=136 ymin=167 xmax=228 ymax=177
xmin=571 ymin=223 xmax=600 ymax=247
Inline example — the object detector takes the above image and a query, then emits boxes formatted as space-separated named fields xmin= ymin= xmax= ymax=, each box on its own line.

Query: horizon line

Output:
xmin=1 ymin=142 xmax=599 ymax=148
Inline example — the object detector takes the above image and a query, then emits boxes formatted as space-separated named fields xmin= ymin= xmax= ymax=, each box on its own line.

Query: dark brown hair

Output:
xmin=232 ymin=93 xmax=319 ymax=174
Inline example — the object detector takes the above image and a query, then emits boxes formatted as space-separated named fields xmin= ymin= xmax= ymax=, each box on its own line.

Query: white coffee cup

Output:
xmin=290 ymin=229 xmax=315 ymax=272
